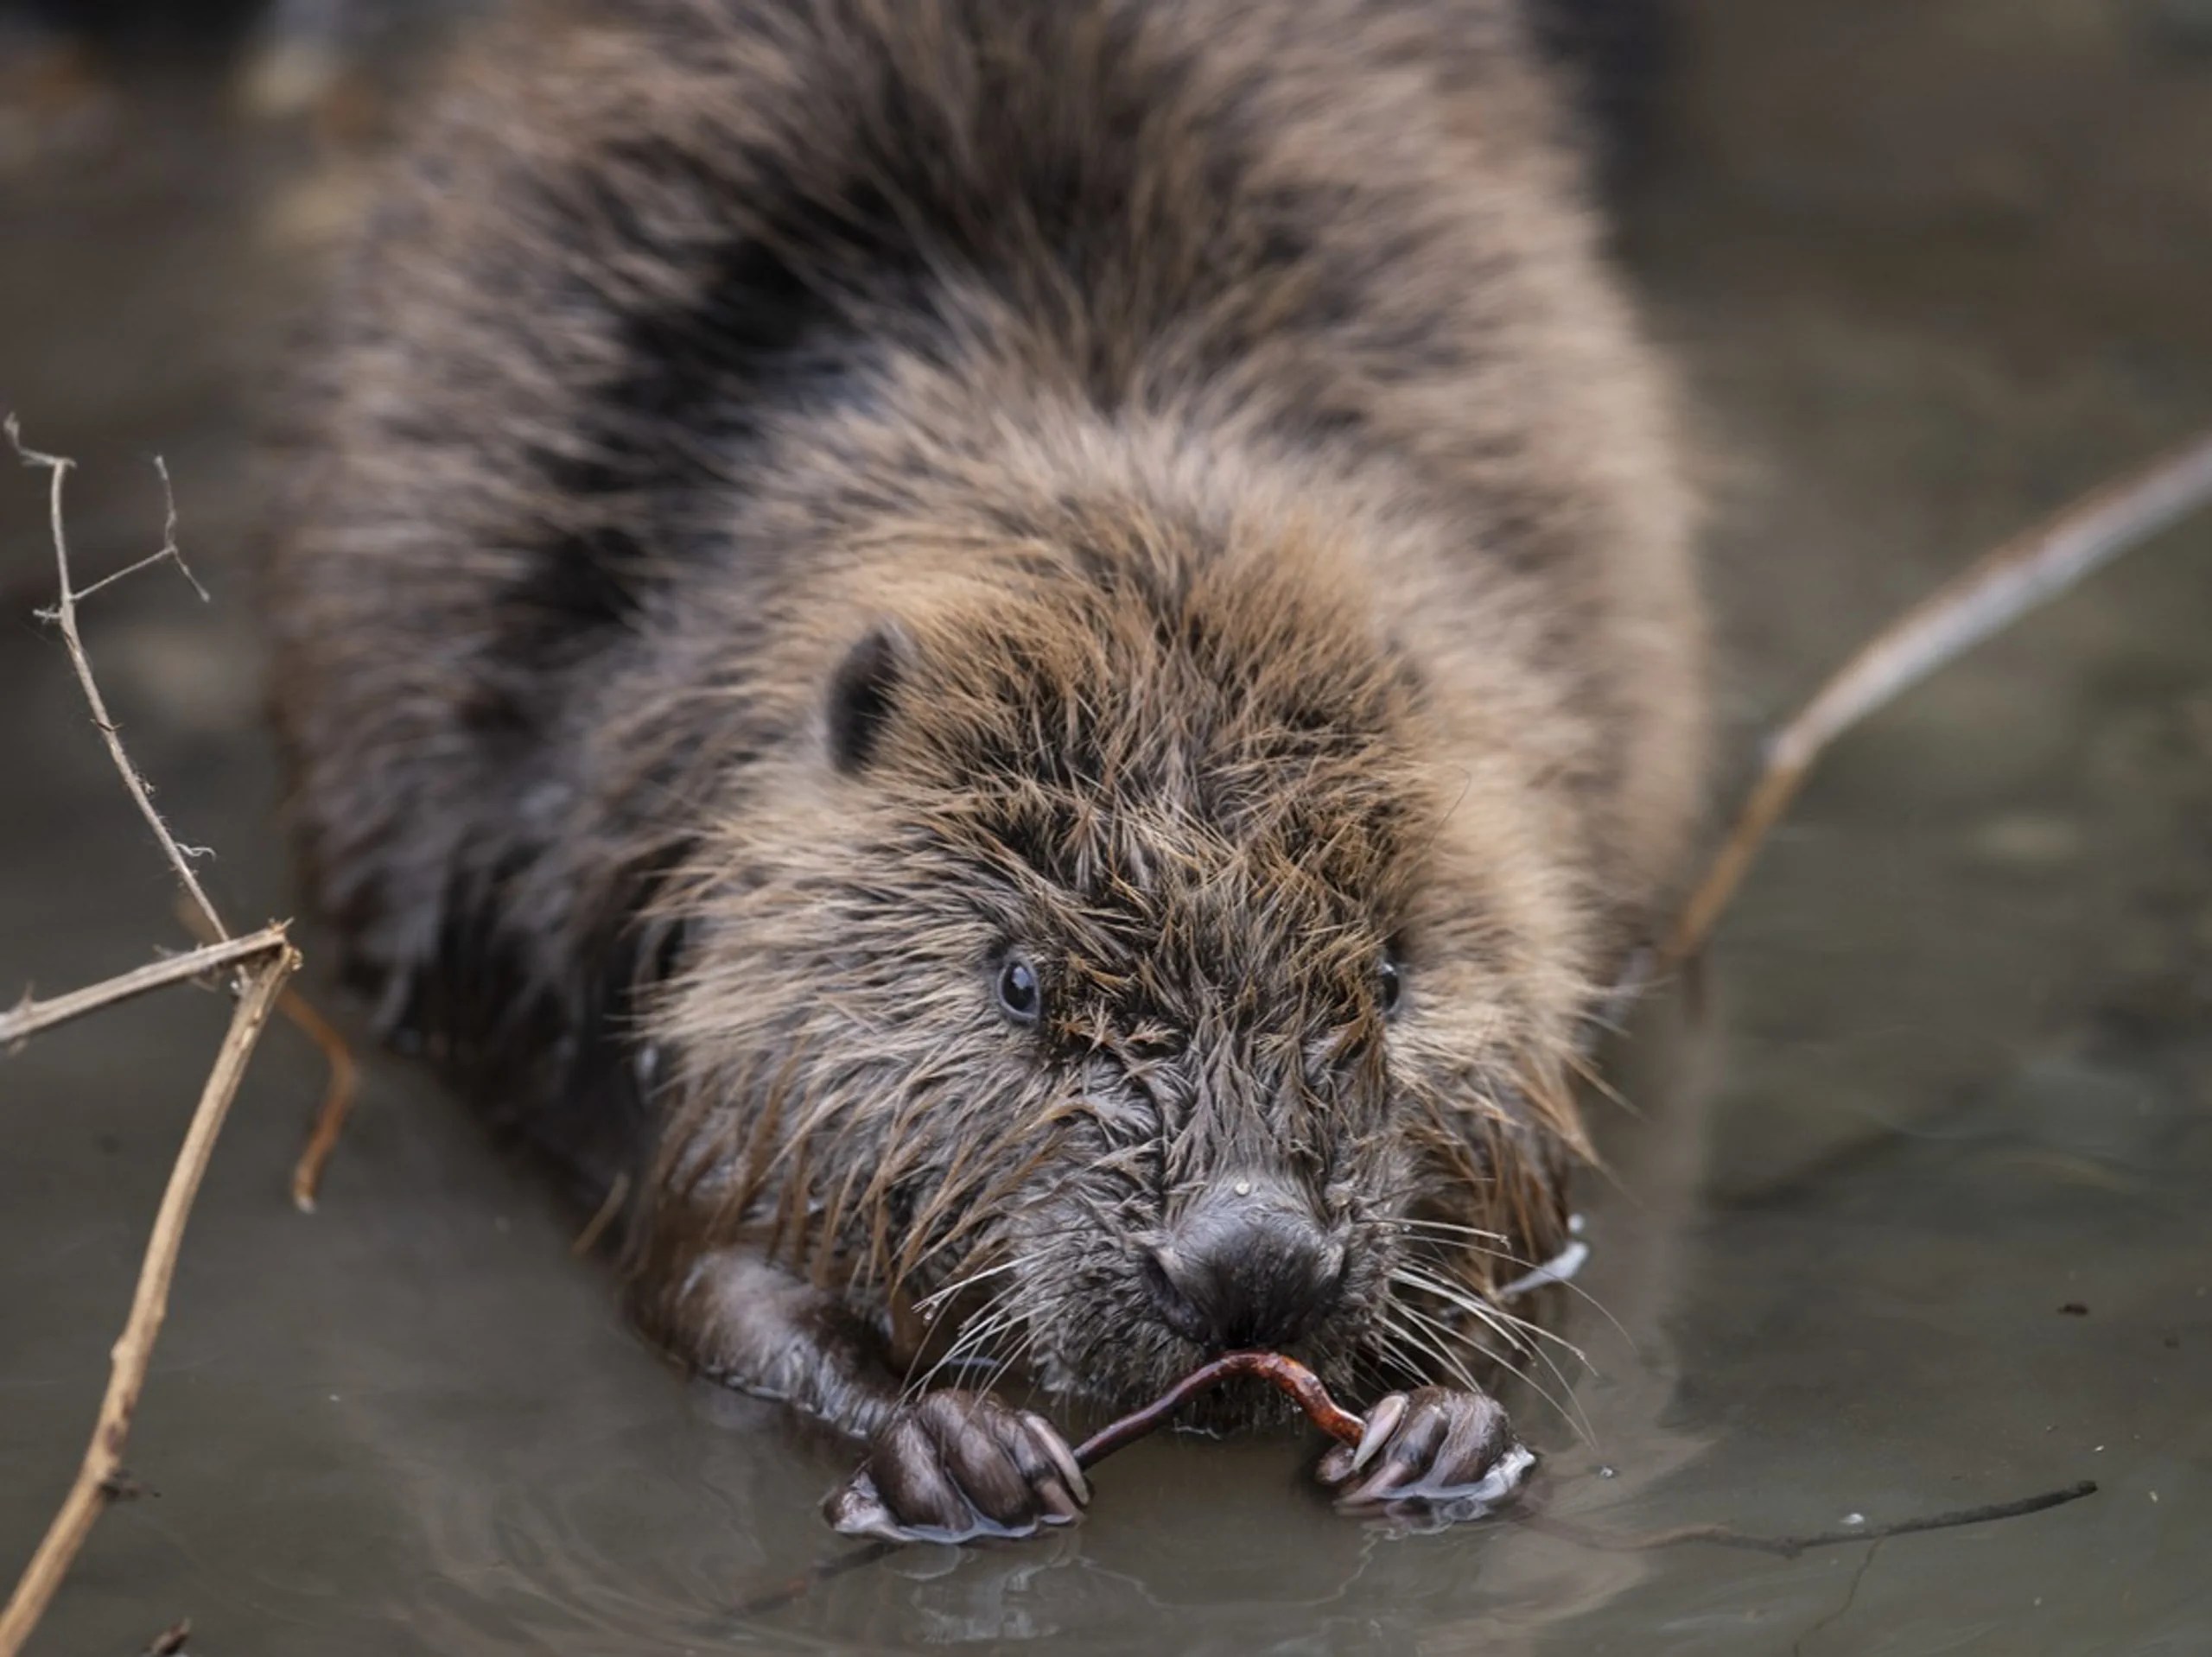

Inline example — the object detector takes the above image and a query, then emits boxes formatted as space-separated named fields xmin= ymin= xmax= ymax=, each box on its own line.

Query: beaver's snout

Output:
xmin=1141 ymin=1175 xmax=1347 ymax=1351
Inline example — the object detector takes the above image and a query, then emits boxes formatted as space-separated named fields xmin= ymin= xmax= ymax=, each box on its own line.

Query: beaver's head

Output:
xmin=647 ymin=501 xmax=1592 ymax=1421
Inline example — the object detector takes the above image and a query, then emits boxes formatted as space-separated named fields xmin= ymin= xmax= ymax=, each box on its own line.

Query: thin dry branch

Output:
xmin=1 ymin=427 xmax=296 ymax=1657
xmin=71 ymin=458 xmax=207 ymax=607
xmin=279 ymin=986 xmax=359 ymax=1213
xmin=8 ymin=416 xmax=226 ymax=944
xmin=175 ymin=901 xmax=359 ymax=1215
xmin=2 ymin=925 xmax=291 ymax=1049
xmin=570 ymin=1171 xmax=632 ymax=1258
xmin=1662 ymin=429 xmax=2212 ymax=969
xmin=0 ymin=949 xmax=296 ymax=1655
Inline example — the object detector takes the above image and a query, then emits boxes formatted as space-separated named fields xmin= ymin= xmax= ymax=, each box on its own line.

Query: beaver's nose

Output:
xmin=1143 ymin=1176 xmax=1344 ymax=1350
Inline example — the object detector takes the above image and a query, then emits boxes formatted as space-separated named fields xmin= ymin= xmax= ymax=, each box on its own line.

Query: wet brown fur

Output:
xmin=269 ymin=0 xmax=1704 ymax=1434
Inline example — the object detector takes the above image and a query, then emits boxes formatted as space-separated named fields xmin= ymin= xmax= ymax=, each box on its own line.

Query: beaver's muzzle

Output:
xmin=1141 ymin=1174 xmax=1347 ymax=1350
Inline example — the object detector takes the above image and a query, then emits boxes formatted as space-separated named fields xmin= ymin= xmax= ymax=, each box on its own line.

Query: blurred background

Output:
xmin=4 ymin=3 xmax=2211 ymax=1653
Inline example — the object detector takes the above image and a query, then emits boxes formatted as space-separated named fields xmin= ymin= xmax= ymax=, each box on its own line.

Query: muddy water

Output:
xmin=4 ymin=5 xmax=2211 ymax=1653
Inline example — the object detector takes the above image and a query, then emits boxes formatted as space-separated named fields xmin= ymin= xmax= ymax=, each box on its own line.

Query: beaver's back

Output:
xmin=268 ymin=0 xmax=1701 ymax=1184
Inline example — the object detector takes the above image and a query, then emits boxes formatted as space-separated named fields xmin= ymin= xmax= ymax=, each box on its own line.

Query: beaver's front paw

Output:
xmin=824 ymin=1391 xmax=1090 ymax=1543
xmin=1315 ymin=1387 xmax=1535 ymax=1520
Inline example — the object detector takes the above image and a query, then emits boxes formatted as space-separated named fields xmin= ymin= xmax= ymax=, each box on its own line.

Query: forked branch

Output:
xmin=2 ymin=924 xmax=291 ymax=1049
xmin=8 ymin=416 xmax=226 ymax=944
xmin=0 ymin=426 xmax=299 ymax=1657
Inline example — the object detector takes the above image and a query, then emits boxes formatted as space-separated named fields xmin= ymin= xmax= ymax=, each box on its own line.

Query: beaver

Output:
xmin=268 ymin=0 xmax=1705 ymax=1540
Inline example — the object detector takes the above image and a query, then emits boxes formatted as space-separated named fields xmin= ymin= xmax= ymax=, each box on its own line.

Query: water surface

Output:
xmin=4 ymin=4 xmax=2209 ymax=1652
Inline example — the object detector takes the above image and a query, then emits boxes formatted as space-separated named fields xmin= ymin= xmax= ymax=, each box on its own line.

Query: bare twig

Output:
xmin=0 ymin=953 xmax=295 ymax=1654
xmin=67 ymin=459 xmax=207 ymax=606
xmin=1663 ymin=429 xmax=2212 ymax=968
xmin=175 ymin=900 xmax=359 ymax=1214
xmin=0 ymin=429 xmax=298 ymax=1657
xmin=2 ymin=925 xmax=291 ymax=1048
xmin=570 ymin=1171 xmax=632 ymax=1258
xmin=280 ymin=986 xmax=359 ymax=1213
xmin=8 ymin=415 xmax=226 ymax=943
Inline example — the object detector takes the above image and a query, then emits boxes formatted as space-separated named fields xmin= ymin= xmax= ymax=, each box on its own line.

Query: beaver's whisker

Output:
xmin=903 ymin=1301 xmax=1026 ymax=1402
xmin=902 ymin=1303 xmax=998 ymax=1389
xmin=1371 ymin=1333 xmax=1433 ymax=1396
xmin=1399 ymin=1295 xmax=1595 ymax=1451
xmin=1396 ymin=1221 xmax=1635 ymax=1348
xmin=1478 ymin=1315 xmax=1596 ymax=1446
xmin=1562 ymin=1045 xmax=1640 ymax=1118
xmin=1394 ymin=1216 xmax=1510 ymax=1243
xmin=912 ymin=1254 xmax=1031 ymax=1316
xmin=1572 ymin=996 xmax=1636 ymax=1042
xmin=976 ymin=1317 xmax=1045 ymax=1403
xmin=1363 ymin=1324 xmax=1422 ymax=1394
xmin=1391 ymin=1261 xmax=1595 ymax=1372
xmin=900 ymin=1277 xmax=1028 ymax=1397
xmin=1377 ymin=1308 xmax=1485 ymax=1396
xmin=1357 ymin=1312 xmax=1421 ymax=1385
xmin=1393 ymin=1294 xmax=1593 ymax=1450
xmin=1389 ymin=1271 xmax=1596 ymax=1447
xmin=1469 ymin=1292 xmax=1596 ymax=1367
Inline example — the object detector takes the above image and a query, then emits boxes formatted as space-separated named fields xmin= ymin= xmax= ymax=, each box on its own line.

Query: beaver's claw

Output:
xmin=1315 ymin=1387 xmax=1535 ymax=1521
xmin=825 ymin=1390 xmax=1090 ymax=1543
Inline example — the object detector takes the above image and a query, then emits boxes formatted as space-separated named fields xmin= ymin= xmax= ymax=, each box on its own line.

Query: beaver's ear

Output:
xmin=824 ymin=620 xmax=912 ymax=774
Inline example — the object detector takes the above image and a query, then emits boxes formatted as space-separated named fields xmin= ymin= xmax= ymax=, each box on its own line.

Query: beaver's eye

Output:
xmin=995 ymin=955 xmax=1042 ymax=1025
xmin=1376 ymin=955 xmax=1404 ymax=1019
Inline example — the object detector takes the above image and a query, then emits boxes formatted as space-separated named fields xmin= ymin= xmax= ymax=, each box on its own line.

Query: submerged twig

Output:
xmin=1527 ymin=1478 xmax=2100 ymax=1559
xmin=1663 ymin=430 xmax=2212 ymax=968
xmin=0 ymin=429 xmax=299 ymax=1657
